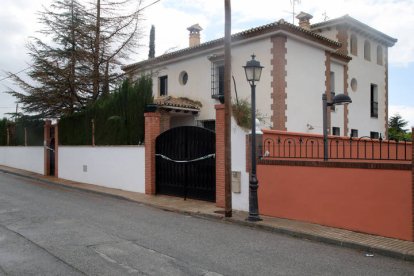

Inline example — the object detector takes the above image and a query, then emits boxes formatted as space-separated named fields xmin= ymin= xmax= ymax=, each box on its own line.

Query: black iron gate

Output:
xmin=156 ymin=126 xmax=216 ymax=202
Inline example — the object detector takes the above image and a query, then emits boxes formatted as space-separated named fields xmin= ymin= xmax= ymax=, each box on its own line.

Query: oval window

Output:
xmin=351 ymin=78 xmax=358 ymax=92
xmin=179 ymin=71 xmax=188 ymax=85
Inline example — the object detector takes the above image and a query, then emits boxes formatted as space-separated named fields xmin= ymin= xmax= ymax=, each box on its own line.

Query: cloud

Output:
xmin=150 ymin=0 xmax=414 ymax=66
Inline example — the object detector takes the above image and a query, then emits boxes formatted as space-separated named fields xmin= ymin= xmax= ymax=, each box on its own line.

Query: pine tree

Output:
xmin=90 ymin=0 xmax=144 ymax=97
xmin=388 ymin=114 xmax=410 ymax=141
xmin=7 ymin=0 xmax=146 ymax=117
xmin=7 ymin=0 xmax=93 ymax=116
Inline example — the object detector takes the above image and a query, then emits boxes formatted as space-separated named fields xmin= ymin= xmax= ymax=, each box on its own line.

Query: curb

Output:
xmin=1 ymin=168 xmax=413 ymax=262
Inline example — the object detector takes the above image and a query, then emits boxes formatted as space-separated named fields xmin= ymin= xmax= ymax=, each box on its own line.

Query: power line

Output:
xmin=139 ymin=0 xmax=161 ymax=11
xmin=0 ymin=66 xmax=32 ymax=82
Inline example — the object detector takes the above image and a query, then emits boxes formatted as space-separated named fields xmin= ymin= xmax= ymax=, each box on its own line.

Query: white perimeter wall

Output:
xmin=59 ymin=146 xmax=145 ymax=193
xmin=0 ymin=147 xmax=44 ymax=174
xmin=231 ymin=117 xmax=249 ymax=211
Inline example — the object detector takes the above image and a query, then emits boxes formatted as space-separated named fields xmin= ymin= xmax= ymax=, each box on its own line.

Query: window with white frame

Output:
xmin=159 ymin=75 xmax=168 ymax=96
xmin=370 ymin=131 xmax=379 ymax=139
xmin=211 ymin=61 xmax=224 ymax=101
xmin=370 ymin=84 xmax=378 ymax=118
xmin=350 ymin=129 xmax=358 ymax=138
xmin=332 ymin=127 xmax=340 ymax=136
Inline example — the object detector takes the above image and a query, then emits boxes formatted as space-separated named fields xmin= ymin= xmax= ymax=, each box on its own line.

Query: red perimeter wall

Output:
xmin=258 ymin=162 xmax=413 ymax=241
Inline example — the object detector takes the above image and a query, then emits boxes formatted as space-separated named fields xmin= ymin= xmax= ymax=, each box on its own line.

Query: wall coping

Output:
xmin=58 ymin=145 xmax=145 ymax=148
xmin=258 ymin=159 xmax=411 ymax=170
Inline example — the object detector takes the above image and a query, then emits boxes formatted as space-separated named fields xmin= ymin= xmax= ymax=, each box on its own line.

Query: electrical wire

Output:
xmin=0 ymin=66 xmax=33 ymax=82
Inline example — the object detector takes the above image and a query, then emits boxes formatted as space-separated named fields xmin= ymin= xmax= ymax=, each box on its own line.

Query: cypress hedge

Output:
xmin=59 ymin=76 xmax=153 ymax=145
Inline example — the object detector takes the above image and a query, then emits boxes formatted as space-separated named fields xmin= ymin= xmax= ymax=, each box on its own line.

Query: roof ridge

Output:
xmin=122 ymin=19 xmax=341 ymax=71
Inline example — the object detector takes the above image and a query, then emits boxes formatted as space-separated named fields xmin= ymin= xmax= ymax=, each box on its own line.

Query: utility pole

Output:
xmin=224 ymin=0 xmax=232 ymax=217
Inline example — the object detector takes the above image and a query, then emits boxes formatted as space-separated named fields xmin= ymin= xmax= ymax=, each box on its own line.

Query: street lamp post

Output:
xmin=244 ymin=55 xmax=263 ymax=222
xmin=322 ymin=93 xmax=352 ymax=161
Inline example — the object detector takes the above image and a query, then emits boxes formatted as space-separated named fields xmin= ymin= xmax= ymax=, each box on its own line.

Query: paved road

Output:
xmin=0 ymin=171 xmax=413 ymax=275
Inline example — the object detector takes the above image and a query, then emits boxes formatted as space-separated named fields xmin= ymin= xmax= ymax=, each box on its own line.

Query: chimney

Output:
xmin=296 ymin=12 xmax=313 ymax=30
xmin=187 ymin=24 xmax=202 ymax=47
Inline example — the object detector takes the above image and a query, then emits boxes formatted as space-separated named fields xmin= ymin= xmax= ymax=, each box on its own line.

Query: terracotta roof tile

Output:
xmin=153 ymin=96 xmax=202 ymax=110
xmin=122 ymin=19 xmax=341 ymax=71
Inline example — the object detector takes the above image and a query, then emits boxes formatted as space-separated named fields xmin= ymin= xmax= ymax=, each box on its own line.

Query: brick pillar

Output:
xmin=54 ymin=122 xmax=59 ymax=178
xmin=44 ymin=120 xmax=51 ymax=176
xmin=412 ymin=128 xmax=414 ymax=241
xmin=215 ymin=104 xmax=226 ymax=208
xmin=144 ymin=112 xmax=162 ymax=195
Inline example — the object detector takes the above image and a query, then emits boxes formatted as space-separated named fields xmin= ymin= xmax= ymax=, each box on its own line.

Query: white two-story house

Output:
xmin=122 ymin=12 xmax=397 ymax=138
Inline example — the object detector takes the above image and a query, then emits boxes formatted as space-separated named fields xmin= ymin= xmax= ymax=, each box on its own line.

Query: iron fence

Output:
xmin=261 ymin=135 xmax=411 ymax=161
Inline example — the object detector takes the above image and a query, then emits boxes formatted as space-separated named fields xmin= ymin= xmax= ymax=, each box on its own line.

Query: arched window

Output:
xmin=377 ymin=45 xmax=383 ymax=65
xmin=350 ymin=34 xmax=358 ymax=56
xmin=364 ymin=40 xmax=371 ymax=61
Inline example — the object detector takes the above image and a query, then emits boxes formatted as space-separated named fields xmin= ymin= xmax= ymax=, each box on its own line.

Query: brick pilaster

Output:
xmin=54 ymin=122 xmax=59 ymax=178
xmin=160 ymin=111 xmax=171 ymax=133
xmin=336 ymin=25 xmax=349 ymax=55
xmin=215 ymin=104 xmax=226 ymax=208
xmin=144 ymin=112 xmax=162 ymax=195
xmin=270 ymin=35 xmax=287 ymax=130
xmin=385 ymin=48 xmax=389 ymax=139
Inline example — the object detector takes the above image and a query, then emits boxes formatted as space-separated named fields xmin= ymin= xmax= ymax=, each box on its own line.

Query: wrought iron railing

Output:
xmin=261 ymin=133 xmax=412 ymax=161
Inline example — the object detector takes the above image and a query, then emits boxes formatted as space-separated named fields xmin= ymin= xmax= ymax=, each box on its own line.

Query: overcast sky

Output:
xmin=1 ymin=0 xmax=413 ymax=127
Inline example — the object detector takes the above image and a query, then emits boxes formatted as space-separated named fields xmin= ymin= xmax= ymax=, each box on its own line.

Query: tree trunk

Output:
xmin=93 ymin=0 xmax=101 ymax=99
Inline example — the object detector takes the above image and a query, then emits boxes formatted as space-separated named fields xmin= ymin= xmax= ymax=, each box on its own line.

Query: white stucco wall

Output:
xmin=135 ymin=38 xmax=273 ymax=126
xmin=330 ymin=61 xmax=345 ymax=135
xmin=230 ymin=39 xmax=273 ymax=128
xmin=230 ymin=117 xmax=249 ymax=211
xmin=285 ymin=38 xmax=326 ymax=134
xmin=347 ymin=32 xmax=387 ymax=137
xmin=0 ymin=147 xmax=44 ymax=174
xmin=58 ymin=146 xmax=145 ymax=193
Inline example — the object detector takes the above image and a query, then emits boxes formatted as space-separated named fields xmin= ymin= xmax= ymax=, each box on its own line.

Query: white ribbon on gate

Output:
xmin=155 ymin=153 xmax=215 ymax=163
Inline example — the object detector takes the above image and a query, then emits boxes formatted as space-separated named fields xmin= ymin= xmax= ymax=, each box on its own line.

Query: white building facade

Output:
xmin=123 ymin=13 xmax=396 ymax=138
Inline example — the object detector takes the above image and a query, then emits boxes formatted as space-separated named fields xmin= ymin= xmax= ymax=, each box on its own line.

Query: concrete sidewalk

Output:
xmin=1 ymin=165 xmax=413 ymax=262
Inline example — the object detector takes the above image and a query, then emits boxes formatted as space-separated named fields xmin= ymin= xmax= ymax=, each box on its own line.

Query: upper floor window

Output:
xmin=350 ymin=129 xmax=358 ymax=138
xmin=377 ymin=45 xmax=383 ymax=65
xmin=364 ymin=40 xmax=371 ymax=61
xmin=350 ymin=34 xmax=358 ymax=56
xmin=370 ymin=131 xmax=379 ymax=139
xmin=211 ymin=62 xmax=224 ymax=102
xmin=332 ymin=127 xmax=340 ymax=136
xmin=159 ymin=75 xmax=168 ymax=96
xmin=370 ymin=84 xmax=378 ymax=118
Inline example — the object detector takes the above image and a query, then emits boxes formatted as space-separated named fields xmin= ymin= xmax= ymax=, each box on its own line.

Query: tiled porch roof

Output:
xmin=153 ymin=96 xmax=202 ymax=112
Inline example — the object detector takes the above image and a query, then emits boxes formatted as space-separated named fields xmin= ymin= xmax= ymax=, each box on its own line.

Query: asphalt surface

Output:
xmin=0 ymin=171 xmax=413 ymax=275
